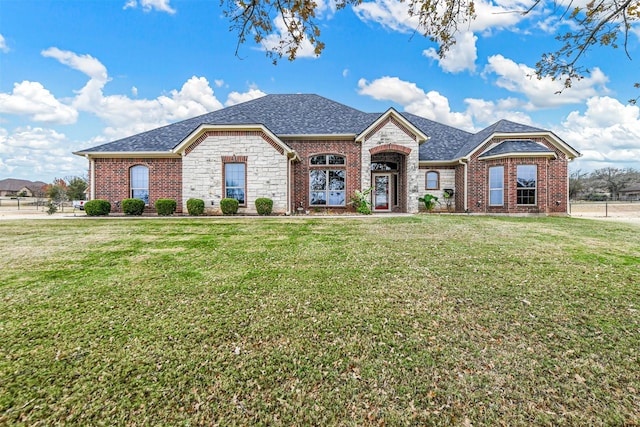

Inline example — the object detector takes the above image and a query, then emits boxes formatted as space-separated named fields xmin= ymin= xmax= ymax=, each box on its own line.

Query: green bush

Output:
xmin=84 ymin=199 xmax=111 ymax=216
xmin=220 ymin=198 xmax=239 ymax=215
xmin=155 ymin=198 xmax=177 ymax=216
xmin=122 ymin=198 xmax=145 ymax=215
xmin=186 ymin=198 xmax=205 ymax=216
xmin=255 ymin=198 xmax=273 ymax=215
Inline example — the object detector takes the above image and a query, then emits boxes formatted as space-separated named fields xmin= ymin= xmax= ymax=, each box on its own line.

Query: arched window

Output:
xmin=130 ymin=165 xmax=149 ymax=204
xmin=309 ymin=154 xmax=346 ymax=206
xmin=426 ymin=171 xmax=439 ymax=190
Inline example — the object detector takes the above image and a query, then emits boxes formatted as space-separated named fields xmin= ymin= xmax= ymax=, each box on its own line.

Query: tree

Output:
xmin=569 ymin=169 xmax=588 ymax=200
xmin=66 ymin=176 xmax=88 ymax=201
xmin=45 ymin=178 xmax=68 ymax=207
xmin=591 ymin=167 xmax=637 ymax=200
xmin=224 ymin=0 xmax=638 ymax=92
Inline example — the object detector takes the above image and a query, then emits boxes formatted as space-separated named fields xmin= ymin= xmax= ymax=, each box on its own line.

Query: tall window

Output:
xmin=426 ymin=171 xmax=439 ymax=190
xmin=225 ymin=163 xmax=246 ymax=205
xmin=309 ymin=154 xmax=346 ymax=206
xmin=130 ymin=165 xmax=149 ymax=204
xmin=489 ymin=166 xmax=504 ymax=206
xmin=517 ymin=165 xmax=537 ymax=205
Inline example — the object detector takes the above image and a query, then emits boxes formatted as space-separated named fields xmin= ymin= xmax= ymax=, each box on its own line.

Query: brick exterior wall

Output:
xmin=466 ymin=137 xmax=570 ymax=214
xmin=286 ymin=139 xmax=361 ymax=213
xmin=93 ymin=157 xmax=182 ymax=213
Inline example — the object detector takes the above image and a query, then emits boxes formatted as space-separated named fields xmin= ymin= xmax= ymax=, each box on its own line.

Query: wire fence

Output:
xmin=569 ymin=201 xmax=640 ymax=218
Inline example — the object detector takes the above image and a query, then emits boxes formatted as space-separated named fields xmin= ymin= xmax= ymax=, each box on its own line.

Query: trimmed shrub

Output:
xmin=220 ymin=198 xmax=239 ymax=215
xmin=84 ymin=199 xmax=111 ymax=216
xmin=155 ymin=198 xmax=177 ymax=216
xmin=122 ymin=198 xmax=145 ymax=215
xmin=186 ymin=198 xmax=205 ymax=216
xmin=255 ymin=198 xmax=273 ymax=215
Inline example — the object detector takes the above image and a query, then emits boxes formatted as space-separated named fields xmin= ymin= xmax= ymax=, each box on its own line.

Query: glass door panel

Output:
xmin=373 ymin=174 xmax=390 ymax=211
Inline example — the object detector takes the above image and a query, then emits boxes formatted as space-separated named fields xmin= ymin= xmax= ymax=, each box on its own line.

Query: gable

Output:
xmin=356 ymin=108 xmax=428 ymax=144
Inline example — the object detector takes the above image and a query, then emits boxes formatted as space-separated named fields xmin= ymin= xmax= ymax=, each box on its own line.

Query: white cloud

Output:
xmin=483 ymin=54 xmax=609 ymax=109
xmin=93 ymin=76 xmax=224 ymax=139
xmin=1 ymin=48 xmax=230 ymax=180
xmin=36 ymin=49 xmax=223 ymax=137
xmin=225 ymin=88 xmax=267 ymax=107
xmin=343 ymin=69 xmax=349 ymax=78
xmin=423 ymin=31 xmax=477 ymax=73
xmin=464 ymin=97 xmax=533 ymax=125
xmin=0 ymin=34 xmax=9 ymax=53
xmin=0 ymin=125 xmax=87 ymax=180
xmin=123 ymin=0 xmax=176 ymax=14
xmin=352 ymin=0 xmax=418 ymax=34
xmin=0 ymin=81 xmax=78 ymax=124
xmin=558 ymin=96 xmax=640 ymax=169
xmin=131 ymin=86 xmax=138 ymax=97
xmin=5 ymin=126 xmax=66 ymax=150
xmin=261 ymin=13 xmax=319 ymax=59
xmin=214 ymin=79 xmax=225 ymax=88
xmin=353 ymin=0 xmax=533 ymax=34
xmin=357 ymin=76 xmax=474 ymax=129
xmin=42 ymin=47 xmax=108 ymax=82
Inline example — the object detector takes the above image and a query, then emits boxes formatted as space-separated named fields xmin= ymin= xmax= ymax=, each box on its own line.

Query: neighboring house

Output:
xmin=0 ymin=179 xmax=47 ymax=197
xmin=74 ymin=94 xmax=581 ymax=215
xmin=620 ymin=185 xmax=640 ymax=201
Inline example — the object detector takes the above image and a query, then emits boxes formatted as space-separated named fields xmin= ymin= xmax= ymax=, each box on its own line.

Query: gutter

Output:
xmin=458 ymin=158 xmax=468 ymax=212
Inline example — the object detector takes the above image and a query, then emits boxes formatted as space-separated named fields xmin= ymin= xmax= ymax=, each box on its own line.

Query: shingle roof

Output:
xmin=76 ymin=94 xmax=574 ymax=162
xmin=77 ymin=94 xmax=375 ymax=153
xmin=479 ymin=139 xmax=556 ymax=158
xmin=401 ymin=113 xmax=473 ymax=161
xmin=454 ymin=120 xmax=548 ymax=159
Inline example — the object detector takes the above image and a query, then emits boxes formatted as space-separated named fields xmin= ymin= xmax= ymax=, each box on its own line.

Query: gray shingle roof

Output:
xmin=478 ymin=139 xmax=555 ymax=158
xmin=401 ymin=113 xmax=473 ymax=161
xmin=76 ymin=94 xmax=573 ymax=162
xmin=77 ymin=94 xmax=375 ymax=153
xmin=453 ymin=120 xmax=548 ymax=159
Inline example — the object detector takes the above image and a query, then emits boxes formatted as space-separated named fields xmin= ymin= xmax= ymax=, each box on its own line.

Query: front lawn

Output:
xmin=0 ymin=216 xmax=638 ymax=425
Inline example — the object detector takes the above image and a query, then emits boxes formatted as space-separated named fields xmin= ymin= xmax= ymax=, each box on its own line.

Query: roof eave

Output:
xmin=73 ymin=151 xmax=179 ymax=158
xmin=479 ymin=152 xmax=558 ymax=161
xmin=464 ymin=131 xmax=581 ymax=160
xmin=419 ymin=160 xmax=460 ymax=166
xmin=279 ymin=134 xmax=357 ymax=140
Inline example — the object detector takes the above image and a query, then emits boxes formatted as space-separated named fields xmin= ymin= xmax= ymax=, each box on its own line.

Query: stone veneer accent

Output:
xmin=361 ymin=121 xmax=421 ymax=213
xmin=418 ymin=166 xmax=456 ymax=212
xmin=182 ymin=131 xmax=289 ymax=214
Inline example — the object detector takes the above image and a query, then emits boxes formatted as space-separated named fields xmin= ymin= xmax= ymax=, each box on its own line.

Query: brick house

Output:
xmin=74 ymin=94 xmax=580 ymax=215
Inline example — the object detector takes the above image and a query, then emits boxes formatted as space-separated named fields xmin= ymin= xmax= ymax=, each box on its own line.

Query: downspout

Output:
xmin=88 ymin=156 xmax=96 ymax=200
xmin=458 ymin=159 xmax=468 ymax=212
xmin=287 ymin=154 xmax=293 ymax=215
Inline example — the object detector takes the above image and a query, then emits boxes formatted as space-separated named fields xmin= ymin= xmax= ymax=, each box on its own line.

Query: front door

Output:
xmin=373 ymin=174 xmax=391 ymax=212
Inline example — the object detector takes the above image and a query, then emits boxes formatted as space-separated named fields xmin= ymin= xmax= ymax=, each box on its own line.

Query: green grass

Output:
xmin=0 ymin=216 xmax=639 ymax=426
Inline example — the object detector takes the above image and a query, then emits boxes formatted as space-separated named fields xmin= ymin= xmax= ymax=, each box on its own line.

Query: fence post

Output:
xmin=605 ymin=202 xmax=608 ymax=217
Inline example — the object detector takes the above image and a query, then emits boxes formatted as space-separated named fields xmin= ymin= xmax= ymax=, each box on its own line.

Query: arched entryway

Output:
xmin=370 ymin=151 xmax=408 ymax=213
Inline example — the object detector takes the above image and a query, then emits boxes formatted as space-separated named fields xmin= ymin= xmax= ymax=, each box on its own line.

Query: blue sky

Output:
xmin=1 ymin=0 xmax=639 ymax=183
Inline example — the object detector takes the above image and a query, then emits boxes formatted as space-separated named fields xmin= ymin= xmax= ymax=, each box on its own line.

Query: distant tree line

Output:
xmin=570 ymin=167 xmax=640 ymax=201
